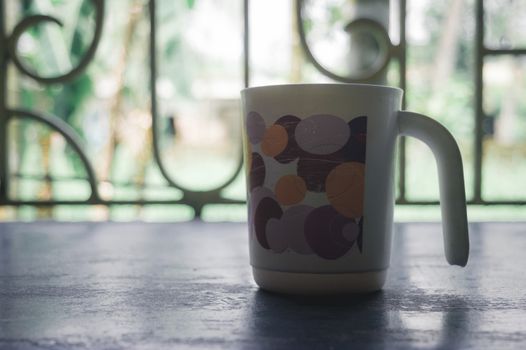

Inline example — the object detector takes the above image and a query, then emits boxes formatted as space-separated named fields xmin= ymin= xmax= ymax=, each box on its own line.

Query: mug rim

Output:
xmin=241 ymin=82 xmax=403 ymax=94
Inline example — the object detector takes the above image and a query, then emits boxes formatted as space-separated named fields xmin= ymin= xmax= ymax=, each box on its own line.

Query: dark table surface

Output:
xmin=0 ymin=221 xmax=525 ymax=349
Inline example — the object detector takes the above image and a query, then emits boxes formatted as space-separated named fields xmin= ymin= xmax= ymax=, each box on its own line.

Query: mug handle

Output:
xmin=398 ymin=111 xmax=469 ymax=266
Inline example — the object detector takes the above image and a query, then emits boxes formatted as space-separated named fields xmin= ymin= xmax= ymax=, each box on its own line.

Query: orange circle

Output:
xmin=325 ymin=162 xmax=365 ymax=218
xmin=261 ymin=125 xmax=288 ymax=157
xmin=275 ymin=175 xmax=307 ymax=205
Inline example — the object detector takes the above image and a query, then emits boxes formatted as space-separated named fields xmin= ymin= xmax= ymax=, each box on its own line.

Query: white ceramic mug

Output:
xmin=241 ymin=83 xmax=469 ymax=294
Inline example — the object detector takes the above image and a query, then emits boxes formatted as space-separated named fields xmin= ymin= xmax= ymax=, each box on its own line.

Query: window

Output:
xmin=0 ymin=0 xmax=524 ymax=221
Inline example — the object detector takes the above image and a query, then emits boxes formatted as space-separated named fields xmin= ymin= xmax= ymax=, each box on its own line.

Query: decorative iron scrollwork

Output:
xmin=7 ymin=0 xmax=104 ymax=84
xmin=0 ymin=0 xmax=245 ymax=217
xmin=295 ymin=0 xmax=393 ymax=83
xmin=147 ymin=0 xmax=244 ymax=209
xmin=1 ymin=0 xmax=105 ymax=204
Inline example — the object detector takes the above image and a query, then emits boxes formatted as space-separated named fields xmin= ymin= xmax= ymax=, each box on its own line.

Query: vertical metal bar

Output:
xmin=149 ymin=0 xmax=159 ymax=164
xmin=397 ymin=0 xmax=407 ymax=202
xmin=399 ymin=0 xmax=406 ymax=108
xmin=243 ymin=0 xmax=249 ymax=88
xmin=0 ymin=1 xmax=8 ymax=200
xmin=474 ymin=0 xmax=484 ymax=202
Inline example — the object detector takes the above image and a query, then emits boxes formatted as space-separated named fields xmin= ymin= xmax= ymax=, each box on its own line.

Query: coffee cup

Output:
xmin=241 ymin=83 xmax=469 ymax=294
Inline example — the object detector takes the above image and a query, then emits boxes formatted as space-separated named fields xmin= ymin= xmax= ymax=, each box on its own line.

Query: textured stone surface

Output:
xmin=0 ymin=221 xmax=525 ymax=349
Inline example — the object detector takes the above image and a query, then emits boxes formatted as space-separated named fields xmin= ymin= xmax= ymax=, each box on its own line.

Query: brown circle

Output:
xmin=275 ymin=175 xmax=307 ymax=206
xmin=325 ymin=162 xmax=365 ymax=218
xmin=261 ymin=124 xmax=288 ymax=157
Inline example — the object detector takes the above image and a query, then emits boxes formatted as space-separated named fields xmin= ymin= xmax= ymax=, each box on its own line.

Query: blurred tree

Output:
xmin=100 ymin=1 xmax=143 ymax=186
xmin=431 ymin=0 xmax=466 ymax=91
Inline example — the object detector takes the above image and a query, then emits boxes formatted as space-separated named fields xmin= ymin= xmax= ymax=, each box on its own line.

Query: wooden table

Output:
xmin=1 ymin=222 xmax=525 ymax=349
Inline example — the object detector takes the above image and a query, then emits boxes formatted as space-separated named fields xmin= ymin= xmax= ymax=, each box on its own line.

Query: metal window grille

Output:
xmin=0 ymin=0 xmax=524 ymax=219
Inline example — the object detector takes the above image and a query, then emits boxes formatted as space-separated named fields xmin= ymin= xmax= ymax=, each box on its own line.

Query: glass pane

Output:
xmin=484 ymin=0 xmax=526 ymax=49
xmin=156 ymin=0 xmax=243 ymax=191
xmin=249 ymin=0 xmax=295 ymax=85
xmin=249 ymin=0 xmax=329 ymax=85
xmin=405 ymin=0 xmax=475 ymax=201
xmin=482 ymin=56 xmax=526 ymax=200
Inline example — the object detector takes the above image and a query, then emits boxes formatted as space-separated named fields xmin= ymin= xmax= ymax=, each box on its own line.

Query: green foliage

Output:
xmin=186 ymin=0 xmax=196 ymax=9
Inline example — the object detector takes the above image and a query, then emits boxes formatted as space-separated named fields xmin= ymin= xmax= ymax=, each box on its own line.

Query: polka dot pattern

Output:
xmin=274 ymin=115 xmax=302 ymax=164
xmin=243 ymin=112 xmax=367 ymax=259
xmin=249 ymin=186 xmax=276 ymax=222
xmin=304 ymin=205 xmax=357 ymax=259
xmin=254 ymin=197 xmax=282 ymax=249
xmin=297 ymin=153 xmax=344 ymax=192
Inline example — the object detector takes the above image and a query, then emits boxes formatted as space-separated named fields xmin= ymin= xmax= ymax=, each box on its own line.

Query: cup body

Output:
xmin=241 ymin=83 xmax=403 ymax=293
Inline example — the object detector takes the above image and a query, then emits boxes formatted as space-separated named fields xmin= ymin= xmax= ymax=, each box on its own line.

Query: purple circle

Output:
xmin=249 ymin=152 xmax=265 ymax=190
xmin=304 ymin=205 xmax=355 ymax=259
xmin=281 ymin=205 xmax=315 ymax=254
xmin=254 ymin=197 xmax=283 ymax=249
xmin=246 ymin=111 xmax=266 ymax=144
xmin=266 ymin=218 xmax=289 ymax=253
xmin=248 ymin=186 xmax=275 ymax=234
xmin=249 ymin=186 xmax=276 ymax=210
xmin=295 ymin=114 xmax=350 ymax=155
